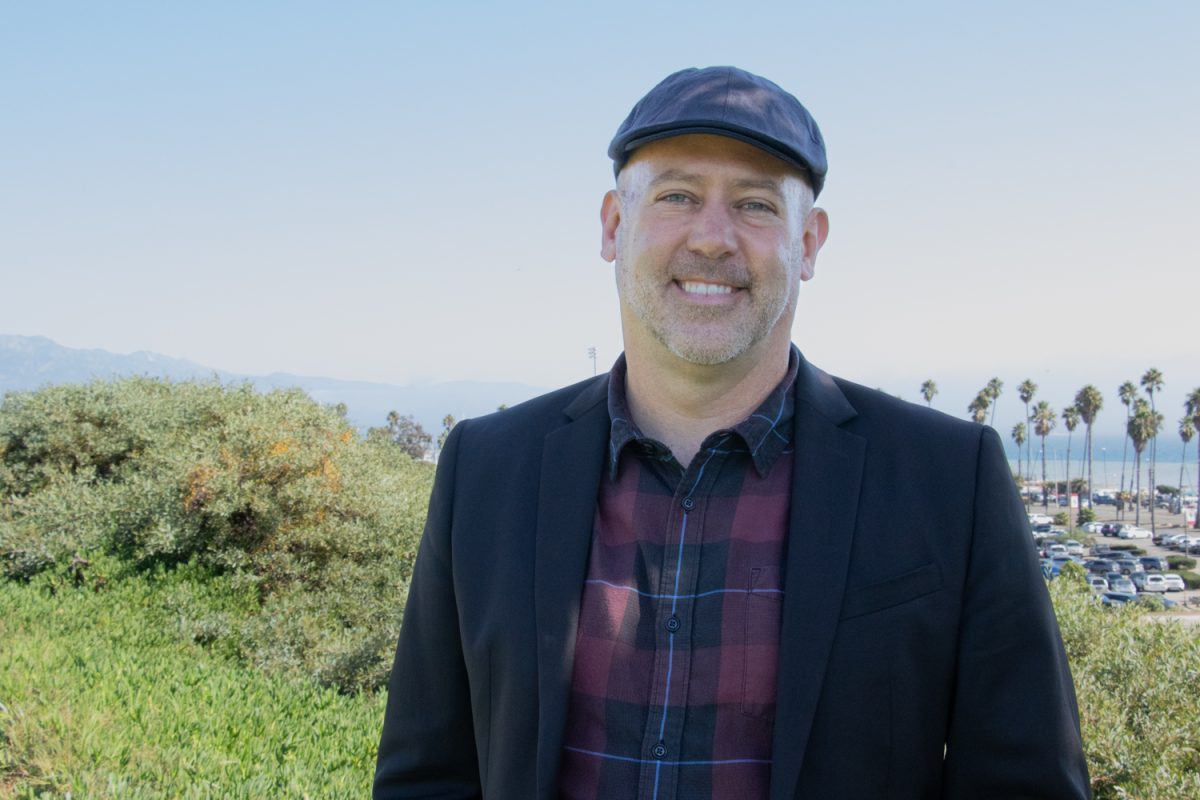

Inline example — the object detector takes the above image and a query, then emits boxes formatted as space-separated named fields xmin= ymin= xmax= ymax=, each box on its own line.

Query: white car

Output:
xmin=1064 ymin=541 xmax=1085 ymax=557
xmin=1082 ymin=522 xmax=1106 ymax=535
xmin=1162 ymin=574 xmax=1186 ymax=592
xmin=1118 ymin=526 xmax=1151 ymax=539
xmin=1142 ymin=574 xmax=1168 ymax=593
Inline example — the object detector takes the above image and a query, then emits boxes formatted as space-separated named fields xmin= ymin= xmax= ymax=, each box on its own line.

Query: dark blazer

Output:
xmin=374 ymin=354 xmax=1090 ymax=799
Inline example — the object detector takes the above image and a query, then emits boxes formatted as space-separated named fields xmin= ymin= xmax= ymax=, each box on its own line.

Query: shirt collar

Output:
xmin=606 ymin=346 xmax=799 ymax=480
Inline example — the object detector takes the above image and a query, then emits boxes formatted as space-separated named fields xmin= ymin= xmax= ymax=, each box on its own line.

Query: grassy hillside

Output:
xmin=0 ymin=558 xmax=385 ymax=797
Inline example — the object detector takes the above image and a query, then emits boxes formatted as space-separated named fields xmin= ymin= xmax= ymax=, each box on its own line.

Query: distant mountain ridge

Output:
xmin=0 ymin=335 xmax=547 ymax=434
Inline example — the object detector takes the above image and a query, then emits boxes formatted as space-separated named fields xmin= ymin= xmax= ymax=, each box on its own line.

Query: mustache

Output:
xmin=667 ymin=257 xmax=750 ymax=286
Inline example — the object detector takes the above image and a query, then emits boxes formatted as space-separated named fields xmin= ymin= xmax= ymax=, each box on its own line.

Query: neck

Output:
xmin=623 ymin=340 xmax=791 ymax=465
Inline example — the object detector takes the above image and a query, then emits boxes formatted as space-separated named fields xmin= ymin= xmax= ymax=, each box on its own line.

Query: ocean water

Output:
xmin=1001 ymin=433 xmax=1197 ymax=493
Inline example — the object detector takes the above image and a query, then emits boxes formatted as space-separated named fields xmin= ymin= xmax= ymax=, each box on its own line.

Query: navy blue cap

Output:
xmin=609 ymin=66 xmax=827 ymax=197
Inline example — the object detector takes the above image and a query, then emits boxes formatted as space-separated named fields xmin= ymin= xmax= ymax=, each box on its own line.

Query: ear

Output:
xmin=799 ymin=207 xmax=830 ymax=281
xmin=600 ymin=189 xmax=621 ymax=263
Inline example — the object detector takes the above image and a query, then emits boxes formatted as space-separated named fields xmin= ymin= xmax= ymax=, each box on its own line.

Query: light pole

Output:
xmin=587 ymin=346 xmax=597 ymax=376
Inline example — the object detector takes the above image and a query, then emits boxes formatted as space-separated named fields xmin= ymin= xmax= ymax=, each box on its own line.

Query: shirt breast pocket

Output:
xmin=743 ymin=565 xmax=783 ymax=721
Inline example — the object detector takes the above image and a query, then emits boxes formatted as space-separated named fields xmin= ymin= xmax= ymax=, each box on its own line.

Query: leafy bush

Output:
xmin=1168 ymin=555 xmax=1196 ymax=570
xmin=1077 ymin=506 xmax=1097 ymax=526
xmin=1050 ymin=565 xmax=1200 ymax=798
xmin=0 ymin=378 xmax=433 ymax=691
xmin=0 ymin=561 xmax=384 ymax=797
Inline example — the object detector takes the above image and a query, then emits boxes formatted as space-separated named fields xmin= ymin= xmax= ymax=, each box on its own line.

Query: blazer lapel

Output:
xmin=770 ymin=358 xmax=866 ymax=800
xmin=534 ymin=377 xmax=610 ymax=799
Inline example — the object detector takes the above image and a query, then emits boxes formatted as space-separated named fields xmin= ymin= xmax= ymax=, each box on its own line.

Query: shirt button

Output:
xmin=665 ymin=615 xmax=681 ymax=633
xmin=652 ymin=743 xmax=667 ymax=759
xmin=681 ymin=497 xmax=695 ymax=510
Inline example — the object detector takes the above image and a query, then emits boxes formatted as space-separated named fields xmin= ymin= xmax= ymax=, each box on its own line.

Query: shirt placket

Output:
xmin=637 ymin=443 xmax=727 ymax=800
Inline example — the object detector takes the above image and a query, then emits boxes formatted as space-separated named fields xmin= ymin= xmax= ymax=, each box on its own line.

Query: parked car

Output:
xmin=1064 ymin=541 xmax=1085 ymax=557
xmin=1162 ymin=574 xmax=1186 ymax=592
xmin=1142 ymin=574 xmax=1168 ymax=593
xmin=1084 ymin=559 xmax=1116 ymax=575
xmin=1088 ymin=576 xmax=1109 ymax=591
xmin=1106 ymin=574 xmax=1137 ymax=594
xmin=1102 ymin=591 xmax=1137 ymax=606
xmin=1140 ymin=556 xmax=1169 ymax=572
xmin=1118 ymin=526 xmax=1152 ymax=540
xmin=1045 ymin=544 xmax=1069 ymax=558
xmin=1109 ymin=557 xmax=1144 ymax=574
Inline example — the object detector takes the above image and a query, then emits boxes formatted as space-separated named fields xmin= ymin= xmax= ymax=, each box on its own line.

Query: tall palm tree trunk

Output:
xmin=1070 ymin=434 xmax=1080 ymax=522
xmin=1134 ymin=450 xmax=1142 ymax=526
xmin=1041 ymin=437 xmax=1049 ymax=511
xmin=1085 ymin=427 xmax=1094 ymax=510
xmin=1120 ymin=430 xmax=1130 ymax=520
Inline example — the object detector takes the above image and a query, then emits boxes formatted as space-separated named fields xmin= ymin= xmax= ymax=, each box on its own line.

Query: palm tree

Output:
xmin=1074 ymin=385 xmax=1103 ymax=510
xmin=1032 ymin=400 xmax=1056 ymax=510
xmin=1118 ymin=380 xmax=1138 ymax=518
xmin=1189 ymin=387 xmax=1200 ymax=529
xmin=1063 ymin=405 xmax=1080 ymax=514
xmin=1141 ymin=368 xmax=1165 ymax=533
xmin=920 ymin=379 xmax=938 ymax=407
xmin=968 ymin=392 xmax=989 ymax=425
xmin=985 ymin=377 xmax=1003 ymax=427
xmin=1019 ymin=379 xmax=1037 ymax=478
xmin=1012 ymin=422 xmax=1027 ymax=483
xmin=1128 ymin=399 xmax=1162 ymax=527
xmin=1179 ymin=415 xmax=1195 ymax=516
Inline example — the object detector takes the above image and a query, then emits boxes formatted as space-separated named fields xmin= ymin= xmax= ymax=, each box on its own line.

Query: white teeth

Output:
xmin=680 ymin=281 xmax=734 ymax=295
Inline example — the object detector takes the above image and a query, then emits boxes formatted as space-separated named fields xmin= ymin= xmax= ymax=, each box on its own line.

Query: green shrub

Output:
xmin=0 ymin=378 xmax=433 ymax=691
xmin=0 ymin=563 xmax=384 ymax=797
xmin=1049 ymin=567 xmax=1200 ymax=798
xmin=1168 ymin=555 xmax=1196 ymax=570
xmin=1054 ymin=511 xmax=1070 ymax=526
xmin=1077 ymin=506 xmax=1097 ymax=526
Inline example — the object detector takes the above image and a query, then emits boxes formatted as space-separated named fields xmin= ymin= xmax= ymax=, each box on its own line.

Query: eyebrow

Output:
xmin=647 ymin=169 xmax=786 ymax=197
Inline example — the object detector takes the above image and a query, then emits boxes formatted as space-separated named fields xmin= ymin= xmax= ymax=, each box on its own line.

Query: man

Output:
xmin=374 ymin=66 xmax=1090 ymax=799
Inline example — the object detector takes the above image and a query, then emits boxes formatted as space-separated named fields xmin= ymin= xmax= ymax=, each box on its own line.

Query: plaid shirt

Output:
xmin=558 ymin=350 xmax=798 ymax=800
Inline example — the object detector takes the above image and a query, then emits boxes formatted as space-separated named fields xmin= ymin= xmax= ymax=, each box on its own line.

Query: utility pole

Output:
xmin=587 ymin=346 xmax=597 ymax=376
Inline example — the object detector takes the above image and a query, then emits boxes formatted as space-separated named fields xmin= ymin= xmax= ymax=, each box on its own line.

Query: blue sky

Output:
xmin=2 ymin=1 xmax=1197 ymax=436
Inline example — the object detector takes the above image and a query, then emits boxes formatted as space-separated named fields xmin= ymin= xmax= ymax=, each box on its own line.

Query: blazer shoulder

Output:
xmin=455 ymin=373 xmax=608 ymax=447
xmin=832 ymin=376 xmax=990 ymax=449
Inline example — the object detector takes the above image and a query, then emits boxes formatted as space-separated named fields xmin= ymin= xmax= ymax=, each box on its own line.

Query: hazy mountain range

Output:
xmin=0 ymin=335 xmax=547 ymax=435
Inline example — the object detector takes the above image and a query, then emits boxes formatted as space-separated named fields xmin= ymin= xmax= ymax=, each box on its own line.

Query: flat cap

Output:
xmin=609 ymin=66 xmax=827 ymax=197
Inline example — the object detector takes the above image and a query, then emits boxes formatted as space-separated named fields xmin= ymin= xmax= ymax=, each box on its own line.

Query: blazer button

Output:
xmin=652 ymin=743 xmax=667 ymax=759
xmin=681 ymin=497 xmax=695 ymax=510
xmin=665 ymin=615 xmax=681 ymax=633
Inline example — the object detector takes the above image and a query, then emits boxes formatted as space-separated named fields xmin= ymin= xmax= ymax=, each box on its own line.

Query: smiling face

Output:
xmin=601 ymin=134 xmax=828 ymax=369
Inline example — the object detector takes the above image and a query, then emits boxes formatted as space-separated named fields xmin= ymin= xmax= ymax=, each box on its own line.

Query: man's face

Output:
xmin=601 ymin=134 xmax=828 ymax=368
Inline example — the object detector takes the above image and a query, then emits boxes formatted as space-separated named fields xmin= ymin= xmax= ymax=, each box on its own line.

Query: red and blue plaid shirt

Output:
xmin=558 ymin=350 xmax=799 ymax=800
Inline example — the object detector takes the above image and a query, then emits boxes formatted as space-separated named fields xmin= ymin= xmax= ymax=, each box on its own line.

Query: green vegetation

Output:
xmin=0 ymin=557 xmax=384 ymax=797
xmin=0 ymin=378 xmax=433 ymax=692
xmin=4 ymin=378 xmax=1200 ymax=796
xmin=1052 ymin=563 xmax=1200 ymax=799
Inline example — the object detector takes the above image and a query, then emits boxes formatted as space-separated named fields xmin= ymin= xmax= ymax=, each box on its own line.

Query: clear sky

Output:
xmin=3 ymin=1 xmax=1197 ymax=437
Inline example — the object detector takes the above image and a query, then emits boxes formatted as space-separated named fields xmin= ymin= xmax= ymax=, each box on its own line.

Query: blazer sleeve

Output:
xmin=374 ymin=422 xmax=482 ymax=799
xmin=941 ymin=427 xmax=1091 ymax=799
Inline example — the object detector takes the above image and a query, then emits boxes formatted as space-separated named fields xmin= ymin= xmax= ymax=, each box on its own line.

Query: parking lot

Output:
xmin=1034 ymin=500 xmax=1200 ymax=621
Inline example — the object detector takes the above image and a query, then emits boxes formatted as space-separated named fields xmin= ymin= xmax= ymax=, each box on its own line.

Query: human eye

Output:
xmin=658 ymin=191 xmax=693 ymax=204
xmin=739 ymin=199 xmax=776 ymax=214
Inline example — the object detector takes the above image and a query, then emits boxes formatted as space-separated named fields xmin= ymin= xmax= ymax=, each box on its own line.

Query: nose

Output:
xmin=686 ymin=202 xmax=737 ymax=259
